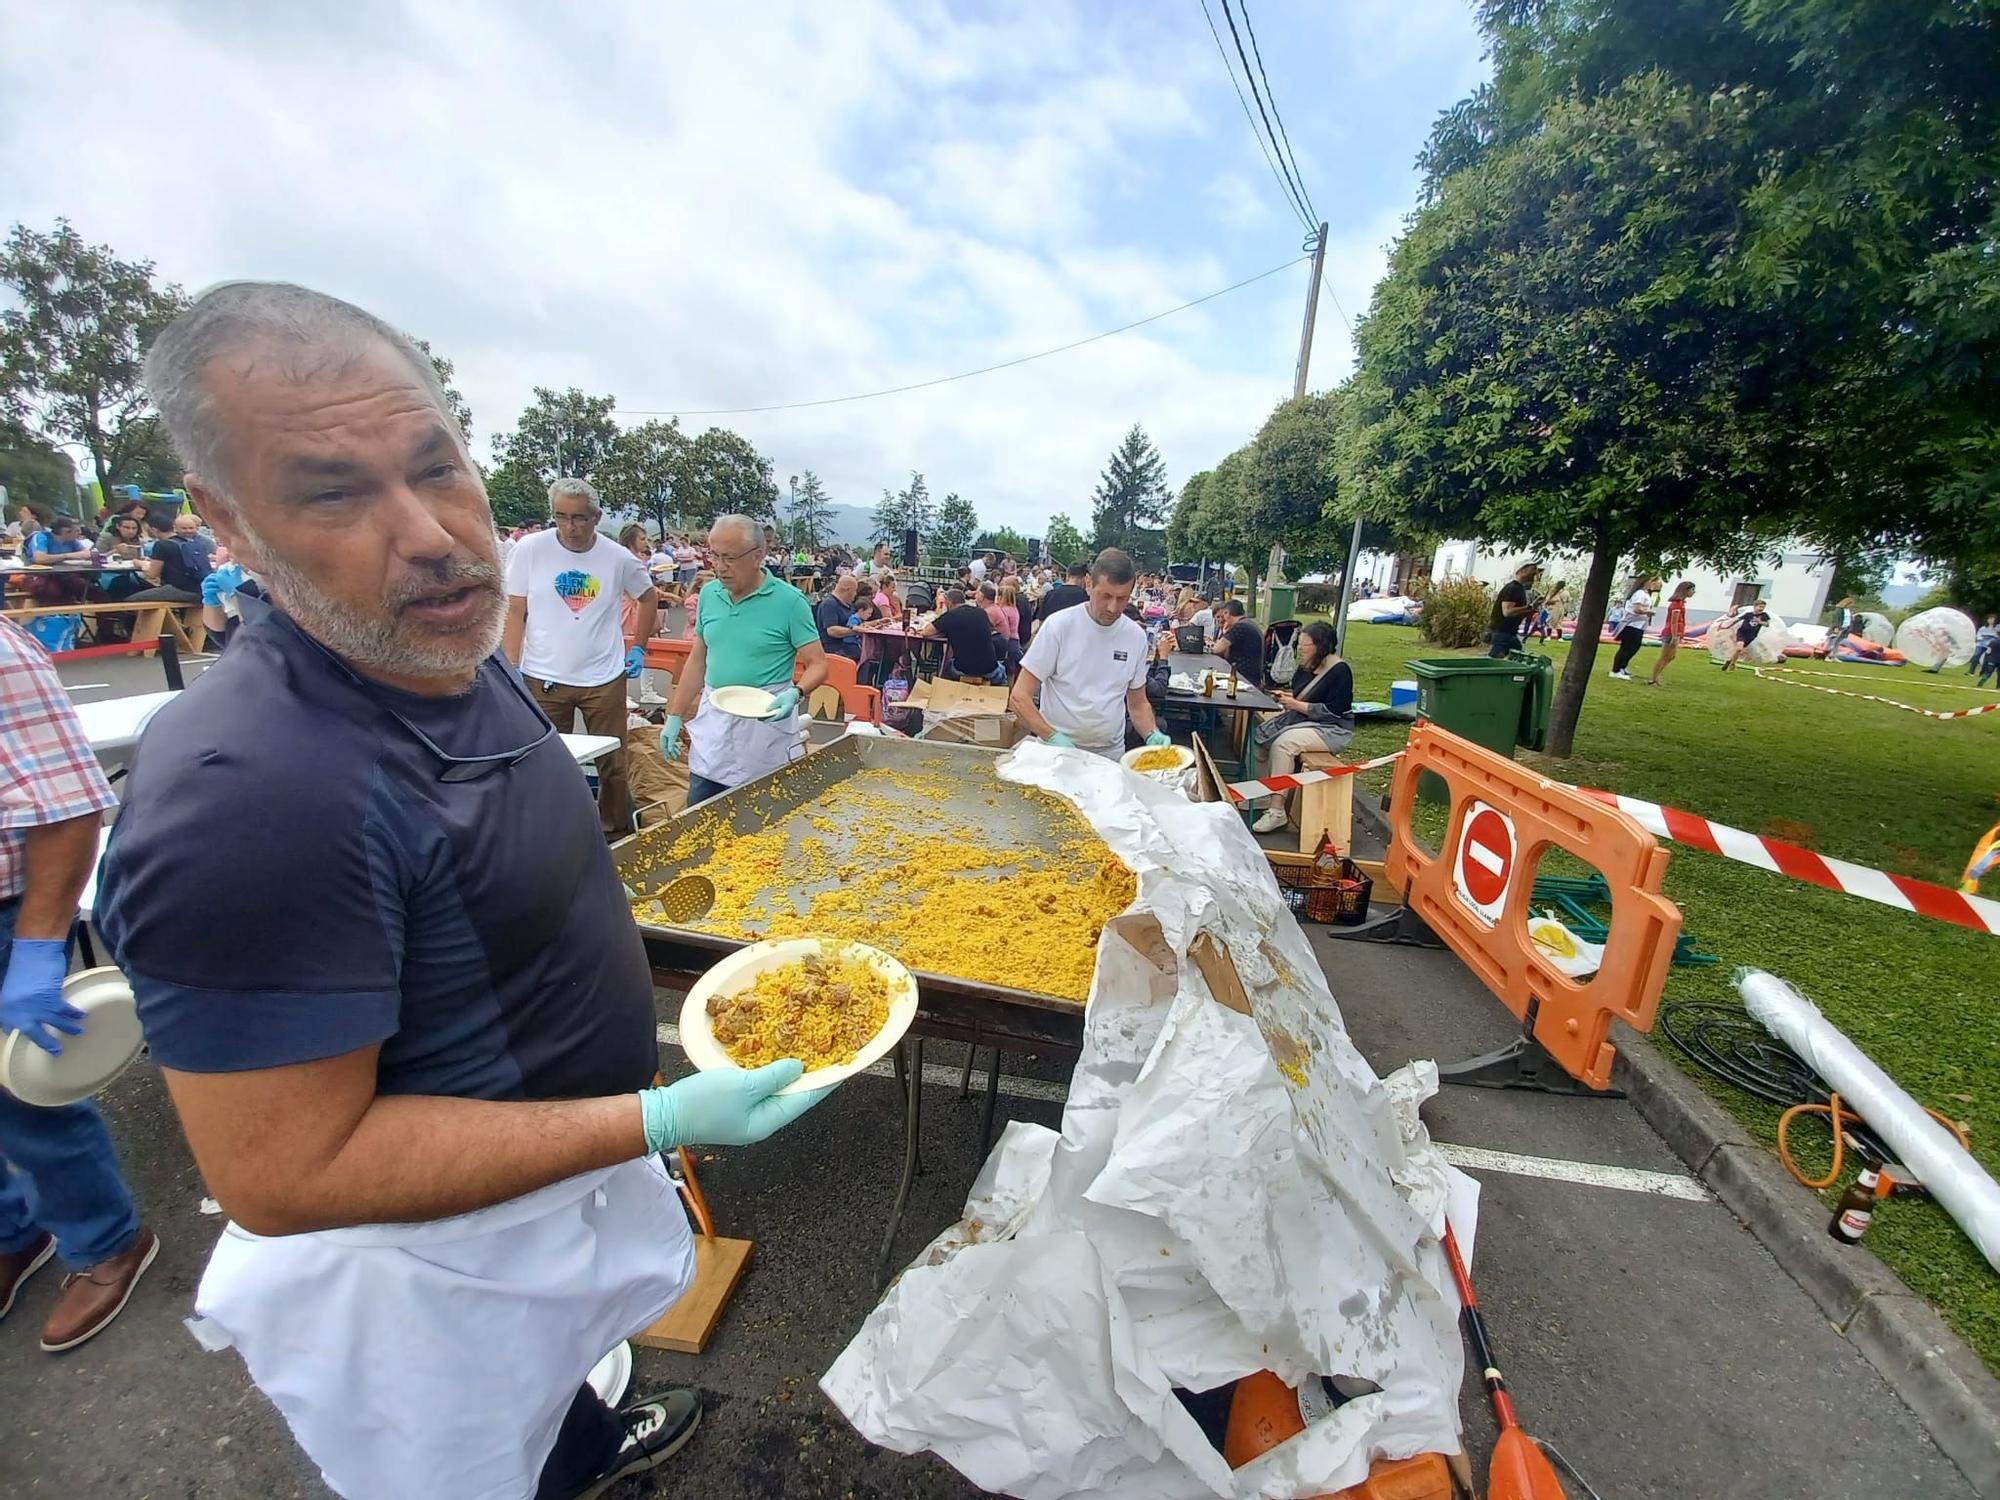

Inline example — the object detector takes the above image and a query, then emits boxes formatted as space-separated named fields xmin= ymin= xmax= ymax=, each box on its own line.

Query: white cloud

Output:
xmin=0 ymin=0 xmax=1483 ymax=531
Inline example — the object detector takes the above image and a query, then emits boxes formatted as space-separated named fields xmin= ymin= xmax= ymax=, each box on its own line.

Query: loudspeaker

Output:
xmin=1027 ymin=537 xmax=1042 ymax=564
xmin=902 ymin=528 xmax=919 ymax=568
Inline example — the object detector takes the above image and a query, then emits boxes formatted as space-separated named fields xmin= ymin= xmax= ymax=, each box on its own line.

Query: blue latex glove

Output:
xmin=762 ymin=686 xmax=802 ymax=720
xmin=1144 ymin=730 xmax=1172 ymax=748
xmin=1045 ymin=730 xmax=1077 ymax=749
xmin=661 ymin=714 xmax=684 ymax=760
xmin=200 ymin=560 xmax=245 ymax=608
xmin=624 ymin=645 xmax=645 ymax=679
xmin=638 ymin=1060 xmax=831 ymax=1150
xmin=0 ymin=940 xmax=82 ymax=1056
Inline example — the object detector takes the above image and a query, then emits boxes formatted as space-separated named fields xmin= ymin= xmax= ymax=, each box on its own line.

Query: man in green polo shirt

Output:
xmin=662 ymin=513 xmax=828 ymax=805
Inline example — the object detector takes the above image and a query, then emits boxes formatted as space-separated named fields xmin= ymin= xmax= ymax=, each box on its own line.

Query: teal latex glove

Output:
xmin=1045 ymin=730 xmax=1077 ymax=748
xmin=0 ymin=940 xmax=82 ymax=1056
xmin=762 ymin=686 xmax=802 ymax=720
xmin=639 ymin=1061 xmax=831 ymax=1150
xmin=661 ymin=714 xmax=684 ymax=760
xmin=200 ymin=560 xmax=246 ymax=608
xmin=1144 ymin=730 xmax=1172 ymax=748
xmin=624 ymin=645 xmax=645 ymax=679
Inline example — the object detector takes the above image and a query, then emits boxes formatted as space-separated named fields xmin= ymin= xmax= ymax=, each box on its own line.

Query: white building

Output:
xmin=1425 ymin=539 xmax=1835 ymax=627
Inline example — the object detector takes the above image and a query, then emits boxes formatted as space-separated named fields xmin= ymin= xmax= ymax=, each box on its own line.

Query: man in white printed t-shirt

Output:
xmin=1011 ymin=547 xmax=1172 ymax=758
xmin=502 ymin=478 xmax=658 ymax=837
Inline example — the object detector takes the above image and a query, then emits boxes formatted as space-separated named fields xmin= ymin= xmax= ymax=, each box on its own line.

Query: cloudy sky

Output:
xmin=1 ymin=0 xmax=1485 ymax=536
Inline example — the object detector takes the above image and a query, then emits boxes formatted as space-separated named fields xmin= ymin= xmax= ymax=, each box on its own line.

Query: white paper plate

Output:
xmin=1119 ymin=744 xmax=1195 ymax=774
xmin=710 ymin=685 xmax=777 ymax=718
xmin=678 ymin=938 xmax=917 ymax=1096
xmin=586 ymin=1340 xmax=633 ymax=1406
xmin=0 ymin=967 xmax=145 ymax=1107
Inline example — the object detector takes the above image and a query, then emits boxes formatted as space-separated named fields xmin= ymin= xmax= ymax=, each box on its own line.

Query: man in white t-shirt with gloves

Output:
xmin=502 ymin=479 xmax=658 ymax=838
xmin=1011 ymin=547 xmax=1171 ymax=758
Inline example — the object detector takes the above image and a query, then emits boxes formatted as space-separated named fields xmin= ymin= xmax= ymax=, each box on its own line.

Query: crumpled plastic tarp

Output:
xmin=822 ymin=741 xmax=1473 ymax=1498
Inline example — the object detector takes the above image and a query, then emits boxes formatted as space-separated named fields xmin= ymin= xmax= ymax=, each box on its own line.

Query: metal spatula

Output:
xmin=641 ymin=873 xmax=715 ymax=926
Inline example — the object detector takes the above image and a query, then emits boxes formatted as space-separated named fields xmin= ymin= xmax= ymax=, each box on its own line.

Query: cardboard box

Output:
xmin=904 ymin=677 xmax=1029 ymax=748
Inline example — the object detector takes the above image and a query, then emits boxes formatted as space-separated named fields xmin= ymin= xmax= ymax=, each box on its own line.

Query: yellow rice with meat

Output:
xmin=1127 ymin=747 xmax=1185 ymax=772
xmin=708 ymin=946 xmax=891 ymax=1070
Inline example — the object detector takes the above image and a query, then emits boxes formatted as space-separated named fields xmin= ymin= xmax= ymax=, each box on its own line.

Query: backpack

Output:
xmin=1265 ymin=620 xmax=1301 ymax=687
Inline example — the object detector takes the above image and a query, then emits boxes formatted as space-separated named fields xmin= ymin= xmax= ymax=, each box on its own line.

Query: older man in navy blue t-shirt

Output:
xmin=98 ymin=283 xmax=829 ymax=1500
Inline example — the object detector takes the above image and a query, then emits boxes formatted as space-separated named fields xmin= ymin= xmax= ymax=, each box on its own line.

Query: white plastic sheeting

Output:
xmin=1739 ymin=969 xmax=2000 ymax=1273
xmin=1892 ymin=607 xmax=1977 ymax=670
xmin=823 ymin=742 xmax=1472 ymax=1499
xmin=1348 ymin=595 xmax=1422 ymax=622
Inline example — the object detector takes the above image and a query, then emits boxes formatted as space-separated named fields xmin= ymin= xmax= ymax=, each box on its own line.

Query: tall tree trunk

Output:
xmin=1545 ymin=535 xmax=1618 ymax=758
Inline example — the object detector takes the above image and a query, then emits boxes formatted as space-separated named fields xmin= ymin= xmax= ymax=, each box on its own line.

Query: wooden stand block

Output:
xmin=1296 ymin=751 xmax=1354 ymax=857
xmin=631 ymin=1235 xmax=754 ymax=1354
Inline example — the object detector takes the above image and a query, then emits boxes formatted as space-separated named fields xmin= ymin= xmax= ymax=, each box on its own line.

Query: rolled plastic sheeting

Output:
xmin=1738 ymin=968 xmax=2000 ymax=1272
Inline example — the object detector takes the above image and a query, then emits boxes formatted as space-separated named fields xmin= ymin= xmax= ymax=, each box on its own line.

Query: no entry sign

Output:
xmin=1453 ymin=801 xmax=1516 ymax=924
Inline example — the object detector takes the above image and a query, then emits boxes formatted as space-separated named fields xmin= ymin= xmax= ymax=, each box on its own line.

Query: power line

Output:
xmin=1197 ymin=0 xmax=1313 ymax=231
xmin=1236 ymin=0 xmax=1316 ymax=223
xmin=615 ymin=254 xmax=1311 ymax=418
xmin=1216 ymin=0 xmax=1314 ymax=228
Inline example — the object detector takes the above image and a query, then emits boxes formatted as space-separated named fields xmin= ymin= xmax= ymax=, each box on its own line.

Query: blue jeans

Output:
xmin=0 ymin=900 xmax=141 ymax=1269
xmin=686 ymin=772 xmax=732 ymax=807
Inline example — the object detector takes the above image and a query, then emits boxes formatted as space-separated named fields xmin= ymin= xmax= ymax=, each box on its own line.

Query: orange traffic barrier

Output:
xmin=642 ymin=636 xmax=694 ymax=677
xmin=1384 ymin=722 xmax=1681 ymax=1092
xmin=1223 ymin=1371 xmax=1454 ymax=1498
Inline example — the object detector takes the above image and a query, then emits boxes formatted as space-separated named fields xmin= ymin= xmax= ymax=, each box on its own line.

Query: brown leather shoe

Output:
xmin=0 ymin=1231 xmax=56 ymax=1319
xmin=40 ymin=1227 xmax=159 ymax=1353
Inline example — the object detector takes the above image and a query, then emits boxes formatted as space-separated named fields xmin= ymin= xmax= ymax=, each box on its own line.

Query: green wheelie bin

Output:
xmin=1405 ymin=653 xmax=1553 ymax=794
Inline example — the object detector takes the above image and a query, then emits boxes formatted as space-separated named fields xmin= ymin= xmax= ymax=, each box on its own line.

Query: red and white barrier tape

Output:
xmin=1222 ymin=734 xmax=1999 ymax=933
xmin=1577 ymin=788 xmax=2000 ymax=935
xmin=1755 ymin=666 xmax=2000 ymax=721
xmin=1777 ymin=666 xmax=2000 ymax=694
xmin=1224 ymin=750 xmax=1405 ymax=802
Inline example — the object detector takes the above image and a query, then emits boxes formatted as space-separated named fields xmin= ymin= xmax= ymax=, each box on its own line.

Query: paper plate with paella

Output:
xmin=679 ymin=937 xmax=919 ymax=1095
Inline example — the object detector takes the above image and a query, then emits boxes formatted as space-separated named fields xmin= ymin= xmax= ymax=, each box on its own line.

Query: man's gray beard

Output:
xmin=250 ymin=538 xmax=505 ymax=682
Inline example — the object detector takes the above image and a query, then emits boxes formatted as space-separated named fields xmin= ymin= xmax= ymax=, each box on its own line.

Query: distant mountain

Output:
xmin=819 ymin=502 xmax=875 ymax=544
xmin=1880 ymin=580 xmax=1927 ymax=609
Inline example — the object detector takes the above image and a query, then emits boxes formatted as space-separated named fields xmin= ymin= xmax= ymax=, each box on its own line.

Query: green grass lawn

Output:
xmin=1315 ymin=617 xmax=2000 ymax=1370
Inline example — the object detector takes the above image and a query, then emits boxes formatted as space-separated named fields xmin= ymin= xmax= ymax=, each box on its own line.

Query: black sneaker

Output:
xmin=577 ymin=1391 xmax=701 ymax=1498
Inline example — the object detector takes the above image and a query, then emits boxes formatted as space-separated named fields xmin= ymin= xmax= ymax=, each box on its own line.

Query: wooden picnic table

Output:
xmin=1161 ymin=650 xmax=1282 ymax=780
xmin=856 ymin=619 xmax=944 ymax=677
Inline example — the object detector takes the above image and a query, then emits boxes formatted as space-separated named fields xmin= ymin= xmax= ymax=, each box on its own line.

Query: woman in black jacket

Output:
xmin=1250 ymin=620 xmax=1355 ymax=834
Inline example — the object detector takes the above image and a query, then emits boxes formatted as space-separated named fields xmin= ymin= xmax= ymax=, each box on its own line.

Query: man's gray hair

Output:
xmin=548 ymin=477 xmax=602 ymax=514
xmin=1088 ymin=547 xmax=1136 ymax=585
xmin=710 ymin=513 xmax=761 ymax=548
xmin=142 ymin=282 xmax=457 ymax=503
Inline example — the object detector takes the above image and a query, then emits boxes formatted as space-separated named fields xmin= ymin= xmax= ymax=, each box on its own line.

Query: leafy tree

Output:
xmin=871 ymin=470 xmax=935 ymax=549
xmin=681 ymin=427 xmax=778 ymax=527
xmin=1166 ymin=471 xmax=1207 ymax=562
xmin=492 ymin=387 xmax=618 ymax=487
xmin=1043 ymin=513 xmax=1088 ymax=568
xmin=0 ymin=424 xmax=78 ymax=513
xmin=484 ymin=460 xmax=548 ymax=530
xmin=785 ymin=470 xmax=833 ymax=549
xmin=1247 ymin=392 xmax=1347 ymax=577
xmin=1089 ymin=423 xmax=1170 ymax=568
xmin=600 ymin=419 xmax=689 ymax=537
xmin=412 ymin=338 xmax=473 ymax=442
xmin=973 ymin=525 xmax=1031 ymax=561
xmin=933 ymin=492 xmax=980 ymax=564
xmin=1349 ymin=76 xmax=1805 ymax=755
xmin=0 ymin=220 xmax=188 ymax=497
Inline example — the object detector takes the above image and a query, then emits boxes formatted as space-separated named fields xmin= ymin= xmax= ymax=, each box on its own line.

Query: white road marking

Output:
xmin=653 ymin=1021 xmax=1711 ymax=1197
xmin=1466 ymin=841 xmax=1505 ymax=876
xmin=1438 ymin=1142 xmax=1711 ymax=1202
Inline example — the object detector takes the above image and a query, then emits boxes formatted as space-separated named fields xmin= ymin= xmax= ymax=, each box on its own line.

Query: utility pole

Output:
xmin=1293 ymin=221 xmax=1327 ymax=399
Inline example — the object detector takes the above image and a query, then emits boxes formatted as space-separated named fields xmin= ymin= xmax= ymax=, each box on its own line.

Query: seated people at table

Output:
xmin=992 ymin=580 xmax=1023 ymax=672
xmin=127 ymin=512 xmax=213 ymax=605
xmin=1029 ymin=560 xmax=1089 ymax=642
xmin=1248 ymin=621 xmax=1355 ymax=834
xmin=1211 ymin=598 xmax=1265 ymax=685
xmin=662 ymin=513 xmax=828 ymax=806
xmin=922 ymin=588 xmax=1002 ymax=683
xmin=815 ymin=572 xmax=863 ymax=661
xmin=95 ymin=512 xmax=145 ymax=558
xmin=871 ymin=571 xmax=903 ymax=623
xmin=1011 ymin=548 xmax=1170 ymax=759
xmin=19 ymin=516 xmax=92 ymax=604
xmin=173 ymin=511 xmax=217 ymax=568
xmin=1174 ymin=589 xmax=1216 ymax=646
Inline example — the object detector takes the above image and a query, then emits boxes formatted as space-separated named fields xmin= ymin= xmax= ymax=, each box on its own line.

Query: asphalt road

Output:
xmin=0 ymin=657 xmax=1975 ymax=1498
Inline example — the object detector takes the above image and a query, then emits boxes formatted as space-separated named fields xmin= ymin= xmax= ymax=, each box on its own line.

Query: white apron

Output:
xmin=687 ymin=678 xmax=806 ymax=788
xmin=188 ymin=1156 xmax=694 ymax=1500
